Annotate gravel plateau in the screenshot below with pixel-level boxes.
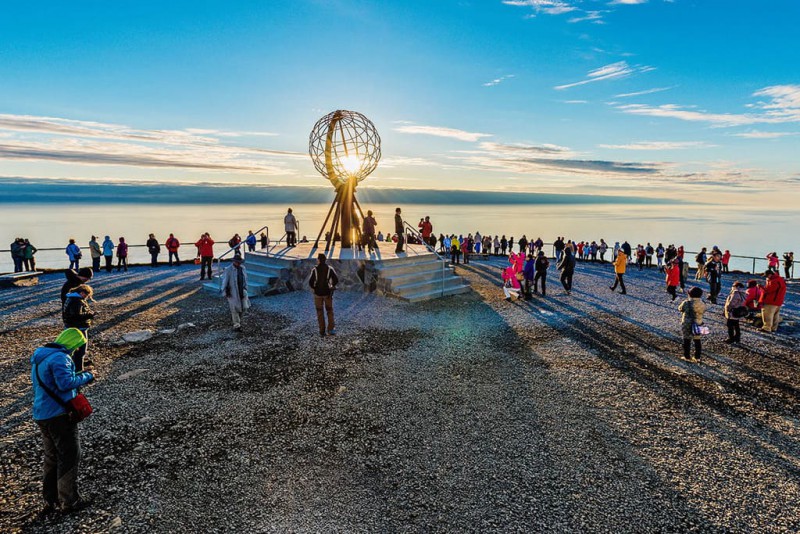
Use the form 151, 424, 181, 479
1, 260, 799, 532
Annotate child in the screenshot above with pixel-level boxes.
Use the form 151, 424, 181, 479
502, 266, 521, 301
665, 260, 680, 301
723, 282, 747, 343
62, 284, 95, 371
678, 287, 706, 363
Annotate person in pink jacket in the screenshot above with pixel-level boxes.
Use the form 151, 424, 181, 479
502, 266, 521, 301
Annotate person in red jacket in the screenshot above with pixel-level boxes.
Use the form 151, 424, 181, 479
665, 259, 681, 301
166, 233, 181, 266
195, 233, 215, 280
759, 270, 787, 332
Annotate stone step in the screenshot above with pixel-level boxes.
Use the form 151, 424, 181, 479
393, 275, 466, 294
401, 284, 471, 303
377, 258, 450, 277
384, 267, 454, 287
246, 271, 281, 285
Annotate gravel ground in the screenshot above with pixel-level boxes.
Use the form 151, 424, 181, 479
1, 260, 799, 532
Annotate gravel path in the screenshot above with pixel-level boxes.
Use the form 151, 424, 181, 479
1, 261, 798, 532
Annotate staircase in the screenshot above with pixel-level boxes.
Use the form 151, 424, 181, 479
376, 255, 470, 303
202, 252, 292, 297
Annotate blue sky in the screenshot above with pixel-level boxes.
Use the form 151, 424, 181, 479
1, 0, 798, 205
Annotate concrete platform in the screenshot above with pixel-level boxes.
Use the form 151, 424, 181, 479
203, 241, 470, 302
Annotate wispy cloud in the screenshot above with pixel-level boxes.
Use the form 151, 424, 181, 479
609, 0, 647, 4
555, 61, 653, 90
599, 141, 715, 150
616, 85, 800, 126
502, 0, 577, 15
731, 131, 798, 139
614, 86, 674, 98
0, 114, 303, 174
483, 74, 515, 87
568, 11, 606, 23
393, 124, 492, 142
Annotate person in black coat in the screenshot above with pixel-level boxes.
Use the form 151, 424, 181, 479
557, 248, 576, 295
62, 284, 95, 371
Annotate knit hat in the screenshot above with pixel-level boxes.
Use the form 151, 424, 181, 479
54, 328, 87, 352
688, 287, 703, 298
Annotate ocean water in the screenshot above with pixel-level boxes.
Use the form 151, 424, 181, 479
1, 203, 797, 273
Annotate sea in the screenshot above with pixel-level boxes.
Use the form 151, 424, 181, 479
1, 203, 797, 274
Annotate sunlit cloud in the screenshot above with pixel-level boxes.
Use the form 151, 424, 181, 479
609, 0, 647, 4
393, 124, 493, 142
568, 11, 606, 23
599, 141, 715, 150
502, 0, 577, 15
483, 74, 515, 87
616, 85, 800, 126
555, 61, 654, 90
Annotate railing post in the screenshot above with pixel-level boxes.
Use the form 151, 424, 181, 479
752, 258, 756, 274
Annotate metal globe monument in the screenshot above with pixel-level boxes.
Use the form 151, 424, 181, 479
309, 109, 381, 250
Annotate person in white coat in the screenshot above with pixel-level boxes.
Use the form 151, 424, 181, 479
221, 254, 250, 331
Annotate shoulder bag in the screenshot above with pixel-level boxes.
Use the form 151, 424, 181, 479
35, 364, 93, 422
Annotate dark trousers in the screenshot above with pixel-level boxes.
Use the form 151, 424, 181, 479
395, 234, 405, 253
678, 260, 685, 289
169, 251, 181, 266
286, 231, 297, 246
667, 285, 677, 301
37, 415, 82, 508
611, 273, 626, 293
364, 233, 377, 253
200, 256, 213, 279
451, 248, 459, 264
726, 319, 741, 342
463, 251, 469, 264
150, 253, 158, 267
646, 256, 652, 267
314, 294, 334, 333
784, 266, 791, 279
104, 255, 113, 272
25, 258, 36, 271
117, 257, 127, 271
560, 270, 573, 291
534, 272, 546, 295
92, 257, 101, 271
709, 277, 721, 303
69, 260, 80, 270
683, 338, 702, 360
13, 257, 24, 272
69, 328, 89, 371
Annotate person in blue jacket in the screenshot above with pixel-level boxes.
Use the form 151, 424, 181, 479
522, 253, 535, 300
31, 328, 96, 515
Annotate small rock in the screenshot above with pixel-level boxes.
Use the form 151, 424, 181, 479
117, 368, 149, 381
110, 516, 122, 529
121, 330, 153, 343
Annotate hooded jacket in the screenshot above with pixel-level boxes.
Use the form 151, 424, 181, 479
31, 344, 94, 420
63, 292, 94, 328
613, 252, 627, 274
760, 274, 787, 307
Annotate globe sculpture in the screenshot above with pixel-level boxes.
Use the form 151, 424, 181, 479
309, 110, 381, 250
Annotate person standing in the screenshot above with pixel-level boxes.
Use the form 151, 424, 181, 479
534, 250, 549, 296
221, 254, 249, 331
705, 252, 723, 304
146, 234, 160, 267
759, 270, 787, 333
723, 282, 747, 344
245, 231, 257, 252
598, 239, 608, 263
621, 241, 632, 262
23, 239, 38, 271
421, 216, 433, 247
116, 237, 128, 272
309, 253, 338, 337
557, 247, 576, 295
62, 284, 95, 372
783, 252, 794, 279
260, 232, 268, 250
610, 250, 628, 294
645, 243, 654, 268
695, 248, 708, 280
656, 243, 665, 271
101, 236, 114, 273
284, 208, 298, 247
166, 233, 181, 266
665, 260, 680, 301
66, 239, 82, 270
362, 210, 378, 253
394, 207, 404, 253
30, 328, 96, 515
88, 236, 101, 272
522, 254, 535, 300
195, 233, 215, 280
10, 238, 24, 272
722, 250, 731, 273
678, 287, 706, 363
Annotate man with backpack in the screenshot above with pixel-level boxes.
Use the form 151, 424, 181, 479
309, 253, 339, 337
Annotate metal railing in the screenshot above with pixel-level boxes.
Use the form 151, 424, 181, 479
403, 221, 447, 297
211, 226, 269, 289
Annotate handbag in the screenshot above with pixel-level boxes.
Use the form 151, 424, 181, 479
35, 364, 93, 423
194, 256, 202, 265
515, 272, 525, 282
691, 323, 710, 336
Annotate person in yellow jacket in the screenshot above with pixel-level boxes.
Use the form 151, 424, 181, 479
610, 250, 628, 294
